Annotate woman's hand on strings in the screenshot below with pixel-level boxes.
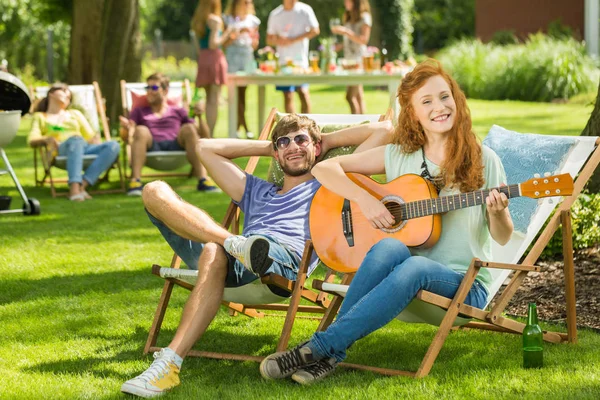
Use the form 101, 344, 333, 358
356, 194, 395, 230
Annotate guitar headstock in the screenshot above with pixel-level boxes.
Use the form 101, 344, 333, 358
520, 173, 574, 199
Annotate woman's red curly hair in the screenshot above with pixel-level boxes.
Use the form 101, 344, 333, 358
394, 59, 484, 192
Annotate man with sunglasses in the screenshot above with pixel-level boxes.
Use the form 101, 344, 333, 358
119, 72, 218, 196
121, 114, 393, 397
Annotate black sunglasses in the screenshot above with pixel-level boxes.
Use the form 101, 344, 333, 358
275, 133, 312, 150
145, 85, 160, 91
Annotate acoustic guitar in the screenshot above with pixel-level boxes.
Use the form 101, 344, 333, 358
309, 173, 573, 273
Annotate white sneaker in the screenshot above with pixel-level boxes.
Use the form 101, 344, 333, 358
246, 131, 255, 139
223, 235, 273, 276
121, 348, 181, 398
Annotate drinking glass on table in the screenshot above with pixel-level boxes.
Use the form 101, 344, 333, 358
309, 50, 320, 72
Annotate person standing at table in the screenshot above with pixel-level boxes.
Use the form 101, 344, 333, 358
267, 0, 320, 114
191, 0, 235, 137
331, 0, 372, 114
223, 0, 260, 139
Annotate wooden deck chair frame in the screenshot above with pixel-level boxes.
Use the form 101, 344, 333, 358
311, 134, 600, 378
32, 82, 125, 197
144, 107, 392, 362
120, 79, 195, 180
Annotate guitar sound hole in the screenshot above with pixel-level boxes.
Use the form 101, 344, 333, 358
382, 199, 406, 233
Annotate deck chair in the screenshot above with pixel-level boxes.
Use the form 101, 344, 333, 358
311, 125, 600, 377
32, 82, 125, 197
144, 108, 391, 362
120, 79, 195, 179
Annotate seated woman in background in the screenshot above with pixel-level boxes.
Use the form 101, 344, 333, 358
28, 83, 120, 201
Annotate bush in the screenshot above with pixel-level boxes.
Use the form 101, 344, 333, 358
141, 55, 197, 82
413, 0, 475, 53
490, 30, 519, 46
541, 193, 600, 258
437, 34, 599, 102
372, 0, 414, 60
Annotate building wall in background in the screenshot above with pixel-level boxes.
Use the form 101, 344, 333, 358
476, 0, 584, 41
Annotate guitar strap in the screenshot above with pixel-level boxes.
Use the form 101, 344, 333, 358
420, 147, 443, 192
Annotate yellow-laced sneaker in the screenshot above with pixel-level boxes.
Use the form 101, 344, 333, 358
197, 177, 221, 192
121, 348, 181, 398
127, 179, 144, 196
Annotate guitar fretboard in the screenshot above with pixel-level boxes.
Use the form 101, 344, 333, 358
397, 184, 521, 220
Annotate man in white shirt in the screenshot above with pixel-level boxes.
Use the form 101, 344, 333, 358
267, 0, 320, 113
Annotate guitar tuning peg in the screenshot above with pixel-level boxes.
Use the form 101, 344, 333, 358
544, 172, 551, 177
534, 173, 541, 178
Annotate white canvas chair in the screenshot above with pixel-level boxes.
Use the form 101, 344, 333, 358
311, 126, 600, 377
32, 82, 125, 197
120, 79, 193, 178
144, 108, 391, 362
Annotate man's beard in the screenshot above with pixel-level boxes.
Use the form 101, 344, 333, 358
148, 96, 162, 106
279, 155, 316, 177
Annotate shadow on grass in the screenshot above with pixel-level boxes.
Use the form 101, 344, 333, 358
23, 326, 282, 381
0, 269, 160, 305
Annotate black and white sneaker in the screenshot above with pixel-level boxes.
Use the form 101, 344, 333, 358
291, 358, 338, 384
260, 342, 318, 380
223, 235, 273, 276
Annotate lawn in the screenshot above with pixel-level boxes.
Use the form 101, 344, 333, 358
1, 85, 598, 399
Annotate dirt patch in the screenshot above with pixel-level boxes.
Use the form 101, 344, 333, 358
501, 247, 600, 330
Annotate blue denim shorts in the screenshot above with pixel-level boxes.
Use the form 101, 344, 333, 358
275, 84, 309, 92
146, 210, 301, 293
149, 139, 183, 152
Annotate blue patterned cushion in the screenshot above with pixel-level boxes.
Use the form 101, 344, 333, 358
483, 125, 578, 234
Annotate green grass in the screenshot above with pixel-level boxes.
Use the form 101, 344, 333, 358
1, 85, 598, 399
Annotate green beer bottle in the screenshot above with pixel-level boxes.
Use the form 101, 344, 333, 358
523, 302, 543, 368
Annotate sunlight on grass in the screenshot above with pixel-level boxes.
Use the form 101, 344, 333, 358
0, 84, 596, 399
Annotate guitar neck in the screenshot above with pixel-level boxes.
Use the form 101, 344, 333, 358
400, 184, 521, 220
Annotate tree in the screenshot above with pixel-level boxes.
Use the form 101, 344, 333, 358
69, 0, 142, 125
581, 80, 600, 193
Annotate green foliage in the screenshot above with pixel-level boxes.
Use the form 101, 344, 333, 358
547, 19, 574, 40
490, 30, 519, 46
437, 34, 600, 102
10, 64, 50, 88
372, 0, 414, 59
0, 0, 70, 82
413, 0, 475, 52
542, 193, 600, 257
148, 0, 197, 41
141, 55, 198, 81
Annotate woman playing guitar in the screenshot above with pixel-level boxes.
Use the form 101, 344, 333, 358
259, 59, 514, 383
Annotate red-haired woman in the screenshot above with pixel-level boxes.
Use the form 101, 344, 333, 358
259, 59, 514, 383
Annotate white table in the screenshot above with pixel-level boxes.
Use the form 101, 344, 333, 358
226, 71, 407, 138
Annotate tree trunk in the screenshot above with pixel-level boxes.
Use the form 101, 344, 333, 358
581, 79, 600, 193
69, 0, 141, 129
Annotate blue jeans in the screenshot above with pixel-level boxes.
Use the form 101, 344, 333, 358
146, 211, 301, 290
58, 136, 120, 185
308, 238, 489, 362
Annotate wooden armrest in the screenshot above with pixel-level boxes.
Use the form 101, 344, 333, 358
261, 274, 294, 292
312, 279, 325, 291
473, 259, 539, 272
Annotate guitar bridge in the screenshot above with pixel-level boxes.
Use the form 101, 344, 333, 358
341, 199, 355, 247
